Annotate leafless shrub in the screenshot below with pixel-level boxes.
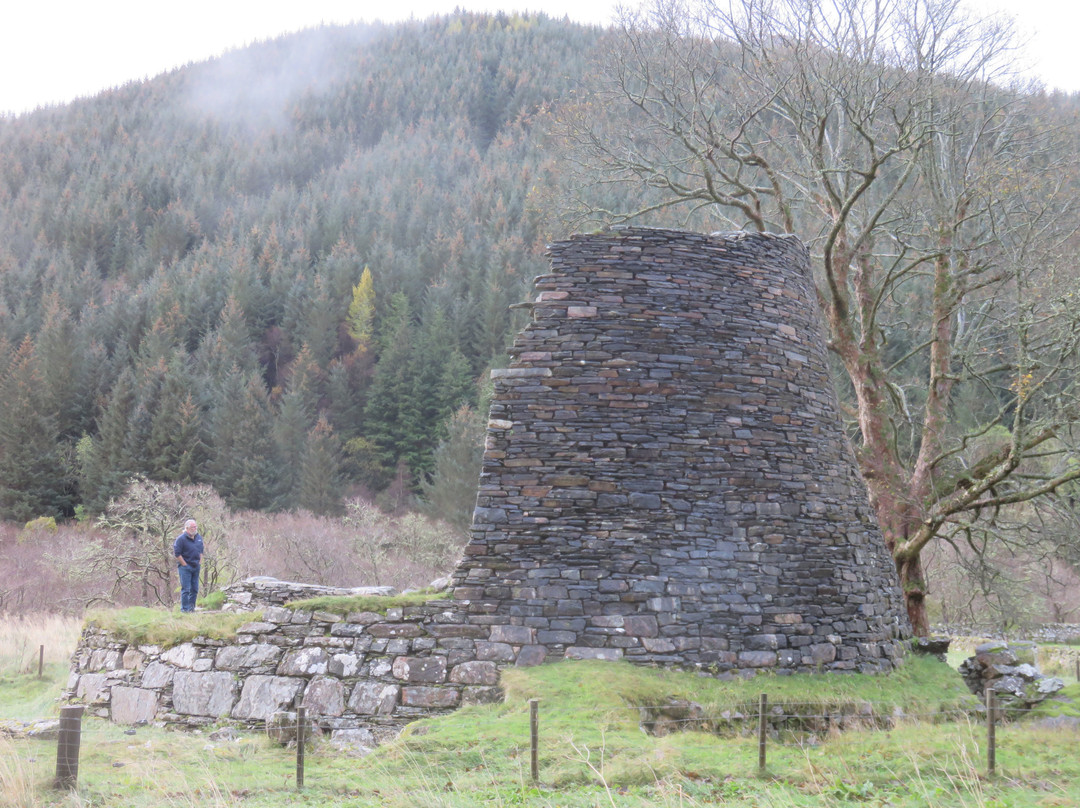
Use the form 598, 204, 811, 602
0, 484, 467, 615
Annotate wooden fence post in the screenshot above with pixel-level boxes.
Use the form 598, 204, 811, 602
985, 686, 996, 777
529, 698, 540, 783
54, 705, 84, 789
38, 645, 44, 678
296, 706, 306, 789
757, 693, 768, 772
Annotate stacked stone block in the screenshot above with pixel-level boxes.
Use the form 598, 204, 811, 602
63, 592, 499, 737
452, 228, 911, 672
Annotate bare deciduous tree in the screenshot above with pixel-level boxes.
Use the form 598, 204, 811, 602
67, 478, 233, 608
561, 0, 1080, 633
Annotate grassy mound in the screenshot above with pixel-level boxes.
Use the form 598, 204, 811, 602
84, 607, 259, 648
284, 589, 449, 615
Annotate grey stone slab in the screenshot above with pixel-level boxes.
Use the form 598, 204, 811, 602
231, 675, 303, 721
110, 687, 158, 725
302, 676, 345, 717
173, 671, 237, 717
140, 661, 174, 689
348, 681, 399, 715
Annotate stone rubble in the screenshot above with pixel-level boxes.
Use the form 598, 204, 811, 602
958, 641, 1065, 711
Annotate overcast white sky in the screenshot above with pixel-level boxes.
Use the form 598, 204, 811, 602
1, 0, 1076, 117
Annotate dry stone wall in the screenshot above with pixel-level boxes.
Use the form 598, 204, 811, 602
63, 587, 498, 741
452, 228, 911, 673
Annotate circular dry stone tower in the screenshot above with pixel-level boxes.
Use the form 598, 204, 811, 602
451, 228, 911, 674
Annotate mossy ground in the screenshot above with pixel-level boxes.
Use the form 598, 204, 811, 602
84, 607, 260, 649
284, 589, 449, 615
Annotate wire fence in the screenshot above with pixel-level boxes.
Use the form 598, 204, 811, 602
45, 687, 1054, 792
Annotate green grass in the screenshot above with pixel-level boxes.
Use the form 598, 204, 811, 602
4, 656, 1080, 807
0, 664, 71, 721
84, 607, 260, 648
285, 589, 449, 615
197, 590, 226, 610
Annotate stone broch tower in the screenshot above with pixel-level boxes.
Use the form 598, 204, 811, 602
451, 228, 911, 673
64, 228, 914, 736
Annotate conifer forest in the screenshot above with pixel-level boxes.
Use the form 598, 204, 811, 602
2, 7, 1080, 627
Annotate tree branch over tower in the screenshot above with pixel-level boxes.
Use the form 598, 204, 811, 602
559, 0, 1080, 633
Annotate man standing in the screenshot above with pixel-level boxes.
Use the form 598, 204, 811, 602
173, 519, 204, 613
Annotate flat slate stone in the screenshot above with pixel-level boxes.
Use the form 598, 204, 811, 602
302, 676, 345, 717
173, 671, 237, 717
232, 675, 303, 721
110, 687, 158, 725
140, 661, 174, 689
215, 643, 282, 671
348, 681, 399, 715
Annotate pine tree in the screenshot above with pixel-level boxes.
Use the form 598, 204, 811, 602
297, 415, 345, 515
362, 292, 416, 483
207, 370, 278, 510
419, 403, 486, 533
80, 368, 139, 513
271, 348, 321, 509
147, 353, 208, 483
0, 337, 73, 520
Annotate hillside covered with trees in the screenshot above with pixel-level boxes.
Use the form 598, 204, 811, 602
2, 6, 1080, 629
0, 13, 613, 521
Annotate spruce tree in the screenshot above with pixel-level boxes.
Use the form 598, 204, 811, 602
207, 370, 277, 510
297, 415, 345, 515
0, 337, 73, 520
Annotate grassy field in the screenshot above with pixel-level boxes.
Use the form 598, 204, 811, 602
2, 615, 1080, 807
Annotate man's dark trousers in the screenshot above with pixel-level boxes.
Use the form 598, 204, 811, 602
178, 565, 199, 612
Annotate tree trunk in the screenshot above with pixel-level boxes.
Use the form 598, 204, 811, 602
897, 553, 930, 636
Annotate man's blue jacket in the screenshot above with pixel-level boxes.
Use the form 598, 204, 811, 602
173, 532, 204, 568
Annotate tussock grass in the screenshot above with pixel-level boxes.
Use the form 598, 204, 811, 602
196, 590, 226, 611
0, 736, 36, 808
84, 607, 258, 648
380, 656, 976, 792
0, 613, 82, 676
0, 612, 82, 720
3, 655, 1080, 807
285, 589, 449, 615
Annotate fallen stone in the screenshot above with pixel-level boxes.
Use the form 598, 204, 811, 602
329, 728, 376, 755
266, 711, 321, 746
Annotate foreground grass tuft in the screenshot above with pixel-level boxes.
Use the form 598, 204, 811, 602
85, 607, 259, 648
285, 589, 449, 615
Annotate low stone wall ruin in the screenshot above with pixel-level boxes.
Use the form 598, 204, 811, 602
63, 583, 499, 742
